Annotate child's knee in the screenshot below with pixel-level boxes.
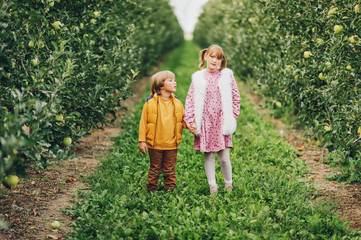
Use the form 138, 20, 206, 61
149, 168, 161, 176
219, 158, 228, 165
163, 169, 176, 177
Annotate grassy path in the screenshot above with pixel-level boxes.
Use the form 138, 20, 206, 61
66, 41, 360, 239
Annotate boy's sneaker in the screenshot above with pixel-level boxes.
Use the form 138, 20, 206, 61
225, 184, 233, 192
209, 185, 218, 196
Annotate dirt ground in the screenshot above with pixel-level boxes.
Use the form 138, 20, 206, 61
1, 78, 361, 239
269, 118, 361, 230
247, 91, 361, 231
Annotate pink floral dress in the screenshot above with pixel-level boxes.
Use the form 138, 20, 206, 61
184, 69, 241, 152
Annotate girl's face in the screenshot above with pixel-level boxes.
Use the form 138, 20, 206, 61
161, 78, 177, 93
205, 52, 222, 72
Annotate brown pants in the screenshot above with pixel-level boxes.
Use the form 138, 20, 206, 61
147, 149, 177, 191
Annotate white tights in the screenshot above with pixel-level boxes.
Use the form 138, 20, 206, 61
204, 148, 232, 186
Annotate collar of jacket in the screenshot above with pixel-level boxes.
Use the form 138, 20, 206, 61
147, 93, 176, 102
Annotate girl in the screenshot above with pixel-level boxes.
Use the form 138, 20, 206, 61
184, 45, 241, 195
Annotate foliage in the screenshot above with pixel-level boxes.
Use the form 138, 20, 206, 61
66, 41, 360, 239
194, 0, 361, 182
0, 0, 183, 182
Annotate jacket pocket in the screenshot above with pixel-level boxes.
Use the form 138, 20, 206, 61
146, 114, 157, 143
176, 122, 183, 144
146, 123, 155, 141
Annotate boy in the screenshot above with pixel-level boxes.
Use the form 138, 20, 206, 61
138, 70, 185, 192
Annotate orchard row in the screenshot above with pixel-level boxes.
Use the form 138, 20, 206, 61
67, 41, 359, 239
0, 0, 183, 184
194, 0, 361, 182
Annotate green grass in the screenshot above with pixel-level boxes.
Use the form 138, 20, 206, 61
66, 41, 360, 239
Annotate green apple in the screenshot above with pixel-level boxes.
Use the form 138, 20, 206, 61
316, 38, 323, 44
31, 58, 39, 66
318, 73, 325, 80
51, 221, 60, 229
334, 25, 343, 34
93, 11, 100, 17
28, 40, 35, 48
355, 5, 360, 14
346, 65, 352, 70
275, 101, 281, 108
6, 175, 19, 187
63, 137, 72, 146
303, 51, 311, 58
51, 21, 62, 30
349, 36, 356, 43
39, 41, 45, 48
328, 7, 337, 16
55, 114, 64, 121
324, 126, 331, 132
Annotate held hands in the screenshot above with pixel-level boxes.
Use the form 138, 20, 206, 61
186, 122, 200, 137
139, 142, 148, 155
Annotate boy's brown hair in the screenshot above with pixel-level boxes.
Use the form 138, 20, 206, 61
199, 45, 227, 70
150, 70, 175, 96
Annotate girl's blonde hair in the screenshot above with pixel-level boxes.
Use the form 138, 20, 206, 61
199, 45, 227, 70
150, 70, 175, 96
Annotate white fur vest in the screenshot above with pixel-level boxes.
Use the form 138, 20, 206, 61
192, 68, 237, 136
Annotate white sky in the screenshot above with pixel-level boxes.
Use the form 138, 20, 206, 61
169, 0, 209, 34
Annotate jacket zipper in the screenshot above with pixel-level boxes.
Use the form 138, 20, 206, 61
152, 96, 159, 147
173, 98, 178, 147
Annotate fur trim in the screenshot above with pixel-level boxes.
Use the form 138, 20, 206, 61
218, 68, 237, 135
192, 69, 207, 132
192, 68, 237, 136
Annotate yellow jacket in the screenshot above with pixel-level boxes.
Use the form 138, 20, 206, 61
139, 94, 185, 149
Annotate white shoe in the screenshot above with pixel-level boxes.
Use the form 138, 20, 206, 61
209, 185, 218, 195
225, 184, 233, 192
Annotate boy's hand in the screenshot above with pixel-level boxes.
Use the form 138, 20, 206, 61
186, 122, 200, 137
139, 142, 148, 155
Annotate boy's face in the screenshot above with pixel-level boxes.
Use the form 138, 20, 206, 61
161, 78, 177, 93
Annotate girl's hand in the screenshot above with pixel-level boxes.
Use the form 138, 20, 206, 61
186, 122, 200, 137
139, 142, 148, 155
